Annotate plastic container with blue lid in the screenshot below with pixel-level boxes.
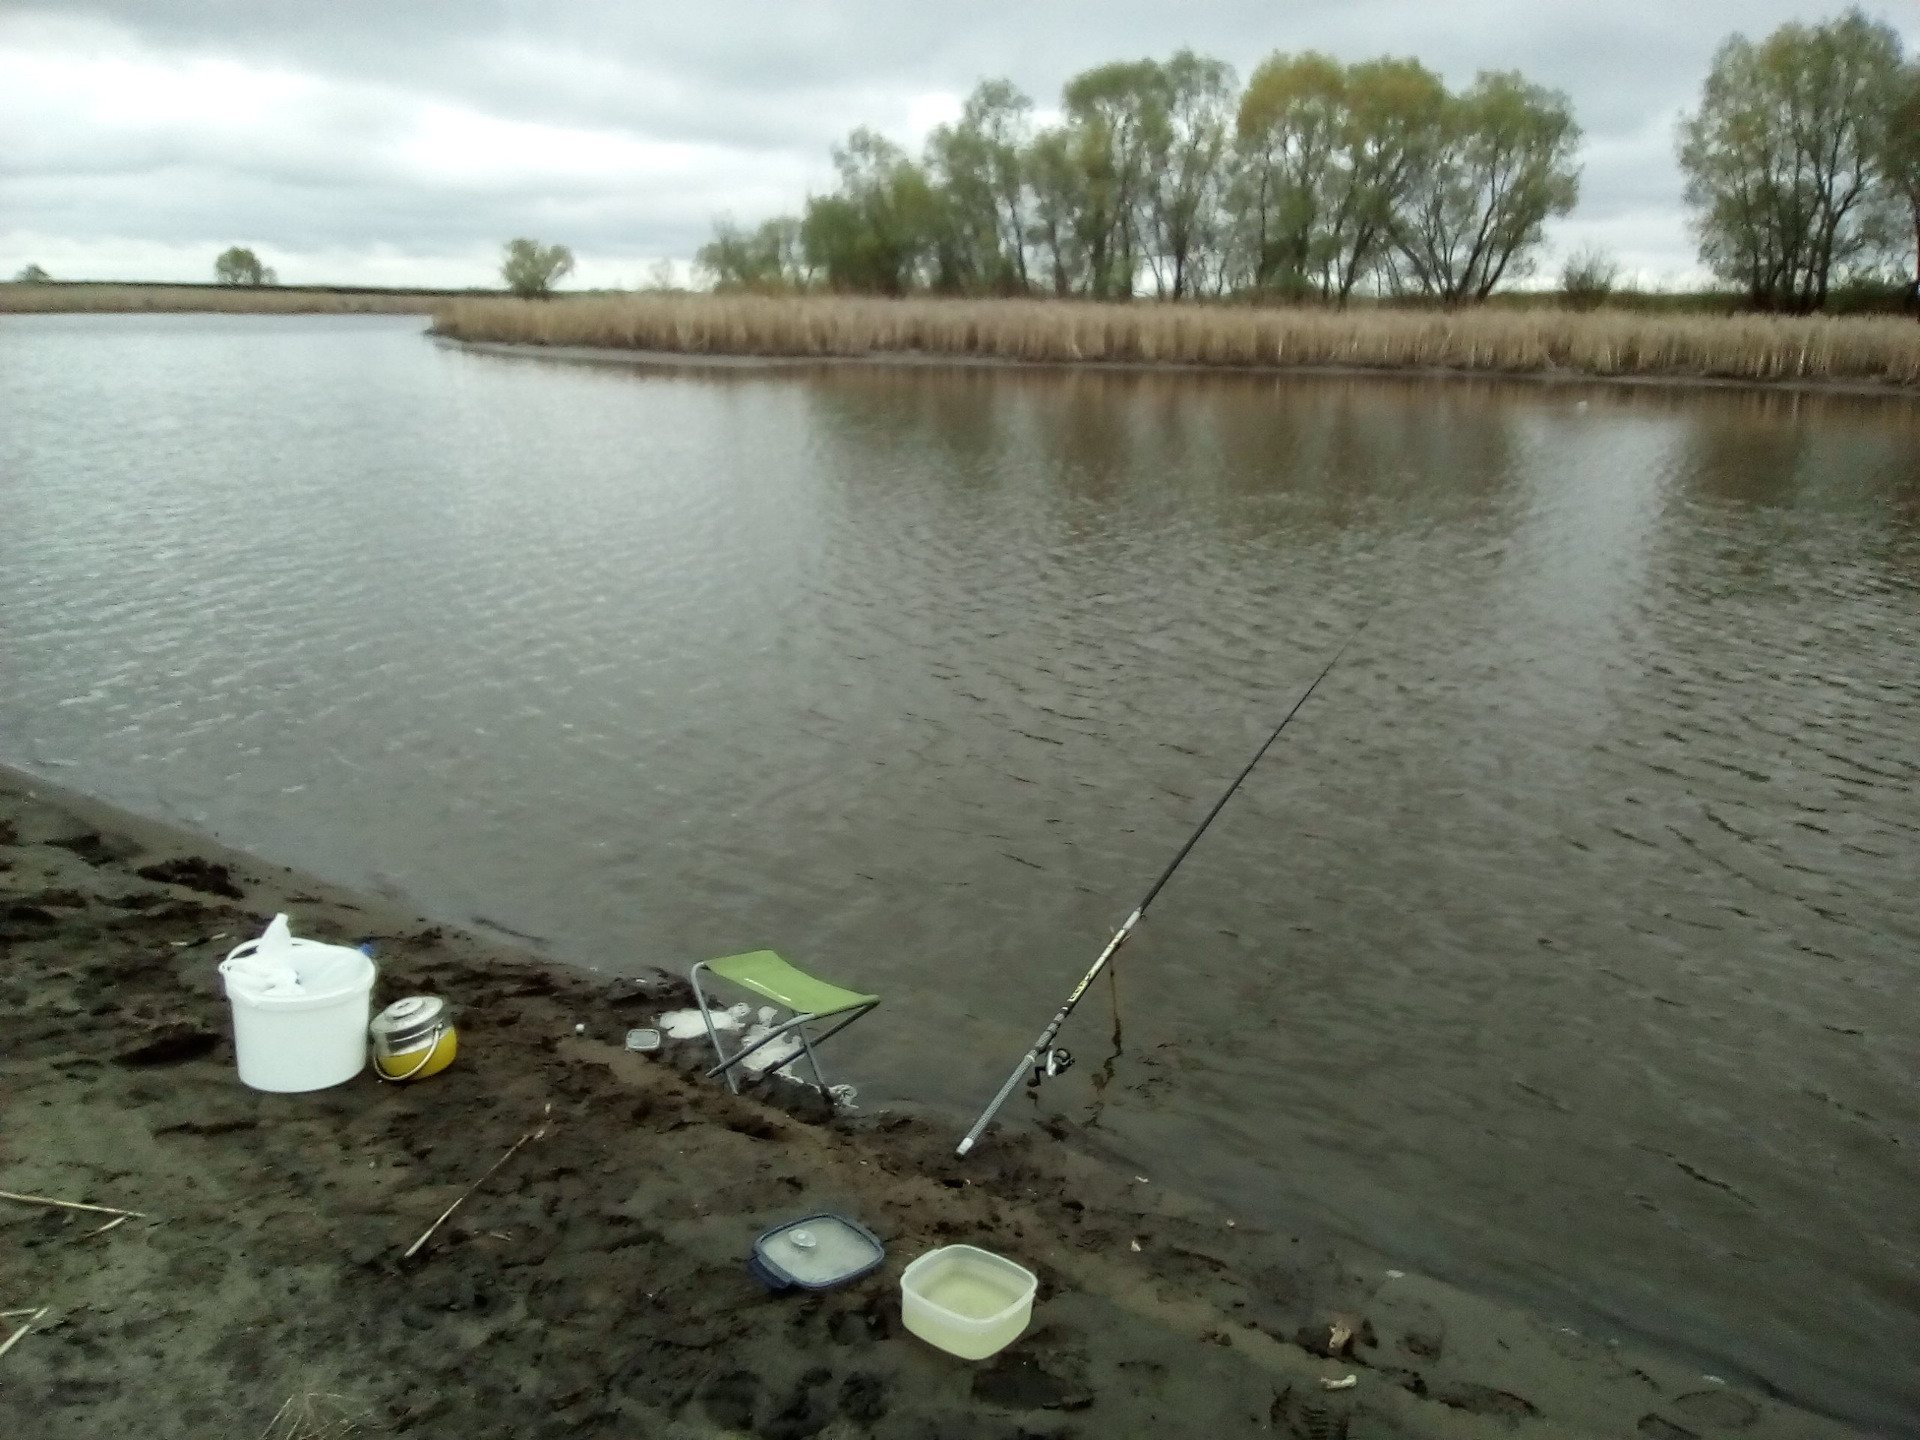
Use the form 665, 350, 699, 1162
748, 1214, 885, 1291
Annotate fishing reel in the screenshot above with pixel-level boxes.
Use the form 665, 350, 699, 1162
1030, 1048, 1073, 1085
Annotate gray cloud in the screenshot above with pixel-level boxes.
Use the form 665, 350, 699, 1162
5, 0, 1916, 285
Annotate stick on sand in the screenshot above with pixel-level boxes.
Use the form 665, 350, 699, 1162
0, 1307, 50, 1362
402, 1106, 550, 1261
0, 1189, 145, 1219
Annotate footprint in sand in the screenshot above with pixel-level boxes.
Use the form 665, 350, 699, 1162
1673, 1388, 1760, 1429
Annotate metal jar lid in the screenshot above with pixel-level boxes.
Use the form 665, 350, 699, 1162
370, 995, 450, 1052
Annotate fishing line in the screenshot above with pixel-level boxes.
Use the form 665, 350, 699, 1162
1083, 956, 1126, 1130
955, 612, 1376, 1157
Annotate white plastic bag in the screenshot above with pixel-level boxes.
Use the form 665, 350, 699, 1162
218, 913, 304, 996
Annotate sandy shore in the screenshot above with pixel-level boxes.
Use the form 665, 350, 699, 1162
0, 765, 1867, 1439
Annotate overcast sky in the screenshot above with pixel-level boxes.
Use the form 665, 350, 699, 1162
5, 1, 1916, 291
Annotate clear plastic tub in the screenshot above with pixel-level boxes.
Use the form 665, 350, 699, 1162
899, 1244, 1036, 1359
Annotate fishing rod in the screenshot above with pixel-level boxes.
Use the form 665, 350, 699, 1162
955, 615, 1374, 1157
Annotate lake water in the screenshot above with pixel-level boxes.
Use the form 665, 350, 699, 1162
3, 313, 1915, 1429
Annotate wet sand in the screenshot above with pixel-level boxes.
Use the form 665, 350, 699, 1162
0, 765, 1868, 1439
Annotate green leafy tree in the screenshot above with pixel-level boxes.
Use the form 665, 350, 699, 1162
1230, 52, 1348, 297
1229, 55, 1447, 304
1678, 9, 1904, 311
1322, 59, 1449, 304
924, 112, 1000, 295
683, 46, 1589, 310
1024, 127, 1092, 296
925, 80, 1036, 295
14, 263, 51, 283
501, 238, 574, 298
696, 217, 812, 291
801, 129, 941, 294
1883, 63, 1920, 307
1140, 51, 1237, 299
1057, 60, 1164, 298
214, 247, 276, 286
1392, 71, 1581, 304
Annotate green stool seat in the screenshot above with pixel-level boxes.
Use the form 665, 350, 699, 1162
691, 950, 879, 1098
702, 951, 878, 1018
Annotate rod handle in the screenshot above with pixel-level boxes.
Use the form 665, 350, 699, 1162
955, 1047, 1039, 1156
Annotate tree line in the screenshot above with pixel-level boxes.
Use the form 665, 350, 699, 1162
700, 12, 1918, 313
40, 12, 1895, 313
698, 51, 1582, 306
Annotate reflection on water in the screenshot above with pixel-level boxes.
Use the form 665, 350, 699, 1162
3, 314, 1917, 1431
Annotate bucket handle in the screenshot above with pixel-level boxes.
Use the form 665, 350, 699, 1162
219, 936, 263, 975
220, 935, 371, 978
375, 1037, 441, 1083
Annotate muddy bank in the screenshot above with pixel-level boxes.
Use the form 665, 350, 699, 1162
0, 766, 1866, 1439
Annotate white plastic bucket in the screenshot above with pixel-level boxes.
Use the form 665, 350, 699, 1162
220, 929, 376, 1092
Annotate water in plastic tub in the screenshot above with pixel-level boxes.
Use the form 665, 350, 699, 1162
900, 1245, 1037, 1359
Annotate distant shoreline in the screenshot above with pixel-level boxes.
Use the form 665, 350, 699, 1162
8, 284, 1916, 397
0, 282, 461, 315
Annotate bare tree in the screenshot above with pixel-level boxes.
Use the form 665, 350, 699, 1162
1560, 246, 1622, 310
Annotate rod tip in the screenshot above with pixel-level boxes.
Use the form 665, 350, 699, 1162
955, 1138, 974, 1157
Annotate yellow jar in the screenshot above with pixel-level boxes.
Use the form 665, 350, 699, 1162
370, 995, 458, 1081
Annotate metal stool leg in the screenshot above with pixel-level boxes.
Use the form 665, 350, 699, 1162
690, 962, 741, 1094
797, 1028, 830, 1095
705, 1012, 818, 1087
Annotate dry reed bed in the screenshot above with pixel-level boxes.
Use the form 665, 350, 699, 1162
1, 285, 442, 314
434, 295, 1920, 388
